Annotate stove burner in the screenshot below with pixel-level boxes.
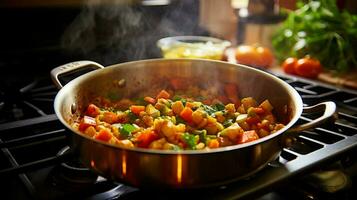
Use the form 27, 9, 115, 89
50, 146, 98, 192
48, 146, 139, 199
0, 77, 56, 123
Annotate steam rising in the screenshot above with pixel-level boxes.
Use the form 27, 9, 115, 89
61, 0, 206, 65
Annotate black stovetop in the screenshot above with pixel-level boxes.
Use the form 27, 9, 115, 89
0, 69, 356, 200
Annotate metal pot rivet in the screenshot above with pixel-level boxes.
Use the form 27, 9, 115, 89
71, 103, 77, 114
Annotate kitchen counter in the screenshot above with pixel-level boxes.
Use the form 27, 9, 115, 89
224, 47, 357, 91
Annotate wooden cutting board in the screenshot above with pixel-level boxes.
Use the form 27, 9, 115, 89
224, 47, 357, 90
317, 70, 357, 89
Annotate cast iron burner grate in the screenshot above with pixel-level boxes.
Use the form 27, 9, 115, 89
0, 77, 56, 124
0, 73, 356, 200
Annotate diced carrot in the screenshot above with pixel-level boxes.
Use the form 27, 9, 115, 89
180, 107, 193, 122
238, 130, 259, 144
102, 112, 118, 124
208, 139, 220, 148
95, 129, 112, 142
130, 105, 145, 115
144, 96, 156, 104
78, 116, 96, 131
156, 90, 170, 99
136, 130, 159, 148
86, 104, 100, 117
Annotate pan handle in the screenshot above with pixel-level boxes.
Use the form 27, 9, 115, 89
282, 101, 336, 146
287, 101, 336, 134
51, 60, 104, 89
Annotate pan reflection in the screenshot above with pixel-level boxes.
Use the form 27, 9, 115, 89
176, 154, 182, 184
122, 151, 127, 177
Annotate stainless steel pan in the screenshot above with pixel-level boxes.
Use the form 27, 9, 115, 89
51, 59, 336, 189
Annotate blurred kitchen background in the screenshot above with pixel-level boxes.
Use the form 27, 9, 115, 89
0, 0, 356, 82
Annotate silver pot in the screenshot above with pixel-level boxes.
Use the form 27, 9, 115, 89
51, 59, 336, 188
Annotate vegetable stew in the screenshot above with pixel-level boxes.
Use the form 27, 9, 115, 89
73, 84, 285, 150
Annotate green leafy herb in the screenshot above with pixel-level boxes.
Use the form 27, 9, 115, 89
201, 103, 225, 116
181, 132, 197, 150
201, 104, 217, 116
180, 99, 187, 106
223, 119, 234, 128
272, 0, 357, 73
212, 103, 225, 111
194, 130, 207, 144
119, 124, 137, 138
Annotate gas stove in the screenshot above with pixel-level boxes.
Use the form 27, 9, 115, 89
0, 67, 356, 200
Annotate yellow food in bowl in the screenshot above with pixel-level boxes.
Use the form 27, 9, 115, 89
157, 36, 231, 60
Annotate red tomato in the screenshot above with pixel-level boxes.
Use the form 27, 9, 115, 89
86, 104, 100, 117
237, 130, 259, 144
137, 130, 159, 148
95, 129, 112, 142
282, 57, 297, 75
235, 45, 274, 68
130, 105, 145, 115
253, 107, 265, 115
78, 116, 96, 131
256, 46, 274, 67
246, 116, 260, 125
294, 58, 322, 78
